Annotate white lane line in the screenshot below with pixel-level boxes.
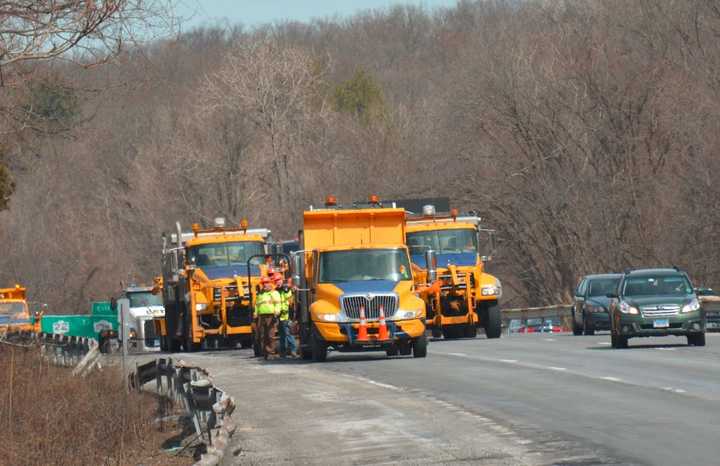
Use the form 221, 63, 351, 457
547, 366, 567, 371
499, 359, 518, 363
544, 338, 556, 342
448, 352, 468, 357
655, 347, 676, 351
601, 376, 622, 382
597, 342, 611, 346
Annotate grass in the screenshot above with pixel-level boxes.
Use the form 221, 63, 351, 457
0, 344, 191, 466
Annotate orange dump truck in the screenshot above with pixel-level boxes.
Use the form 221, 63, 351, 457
290, 196, 427, 361
0, 285, 34, 336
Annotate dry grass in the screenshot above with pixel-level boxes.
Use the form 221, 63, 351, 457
0, 344, 191, 466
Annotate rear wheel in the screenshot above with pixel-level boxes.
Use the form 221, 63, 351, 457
412, 335, 428, 358
483, 303, 502, 339
688, 333, 706, 347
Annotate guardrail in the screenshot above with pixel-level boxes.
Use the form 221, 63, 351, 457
129, 358, 236, 466
501, 304, 573, 333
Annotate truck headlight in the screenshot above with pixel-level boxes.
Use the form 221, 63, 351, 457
195, 303, 208, 311
393, 310, 418, 320
317, 313, 346, 323
481, 279, 502, 298
619, 301, 639, 315
682, 298, 700, 313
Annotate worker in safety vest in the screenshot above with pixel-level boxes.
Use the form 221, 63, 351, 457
254, 276, 281, 359
275, 274, 297, 358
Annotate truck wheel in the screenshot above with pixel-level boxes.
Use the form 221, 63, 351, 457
240, 336, 252, 349
412, 335, 428, 358
464, 324, 477, 338
688, 333, 706, 347
431, 326, 442, 339
583, 315, 595, 336
311, 332, 327, 362
483, 303, 502, 339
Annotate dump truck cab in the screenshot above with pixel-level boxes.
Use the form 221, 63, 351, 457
0, 285, 33, 336
405, 205, 503, 339
120, 285, 164, 352
292, 196, 428, 362
160, 217, 271, 352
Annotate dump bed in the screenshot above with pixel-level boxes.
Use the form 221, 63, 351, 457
303, 208, 406, 251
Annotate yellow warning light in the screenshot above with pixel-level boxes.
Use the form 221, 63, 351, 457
240, 218, 249, 230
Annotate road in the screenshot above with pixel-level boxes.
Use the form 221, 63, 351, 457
170, 332, 720, 465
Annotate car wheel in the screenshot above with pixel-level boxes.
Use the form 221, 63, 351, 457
688, 333, 706, 347
412, 335, 428, 358
583, 315, 595, 336
572, 311, 583, 336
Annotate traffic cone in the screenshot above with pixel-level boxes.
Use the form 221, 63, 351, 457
378, 305, 389, 341
357, 305, 368, 341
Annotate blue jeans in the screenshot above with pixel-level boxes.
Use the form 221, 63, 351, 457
278, 320, 297, 355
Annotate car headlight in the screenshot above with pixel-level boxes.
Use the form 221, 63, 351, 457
392, 309, 418, 320
195, 303, 208, 311
317, 313, 346, 323
619, 301, 639, 315
682, 298, 701, 313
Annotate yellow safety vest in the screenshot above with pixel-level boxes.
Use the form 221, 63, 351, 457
279, 289, 293, 321
255, 290, 280, 315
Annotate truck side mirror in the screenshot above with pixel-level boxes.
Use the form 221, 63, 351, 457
425, 250, 438, 283
291, 251, 303, 286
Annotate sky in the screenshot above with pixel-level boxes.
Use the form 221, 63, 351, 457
176, 0, 459, 29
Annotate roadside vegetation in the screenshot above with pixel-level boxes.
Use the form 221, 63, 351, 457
0, 345, 189, 465
2, 0, 720, 308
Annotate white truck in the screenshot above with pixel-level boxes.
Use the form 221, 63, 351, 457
120, 285, 165, 352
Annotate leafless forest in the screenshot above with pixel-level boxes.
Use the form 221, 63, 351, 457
2, 0, 720, 310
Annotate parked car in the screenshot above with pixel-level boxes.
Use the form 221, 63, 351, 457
540, 318, 566, 333
607, 268, 706, 348
572, 273, 622, 335
696, 287, 720, 332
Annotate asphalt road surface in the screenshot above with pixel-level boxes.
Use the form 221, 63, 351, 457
170, 332, 720, 465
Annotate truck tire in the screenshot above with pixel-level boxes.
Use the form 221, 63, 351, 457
483, 303, 502, 339
311, 331, 327, 362
412, 335, 428, 358
688, 333, 706, 347
431, 326, 442, 339
464, 323, 477, 338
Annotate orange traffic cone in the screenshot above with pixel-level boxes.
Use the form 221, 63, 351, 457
378, 305, 389, 341
357, 305, 368, 341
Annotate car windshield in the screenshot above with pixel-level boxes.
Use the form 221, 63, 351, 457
188, 241, 265, 268
588, 278, 620, 297
128, 292, 163, 308
407, 228, 477, 255
0, 302, 27, 315
623, 274, 693, 297
319, 248, 412, 283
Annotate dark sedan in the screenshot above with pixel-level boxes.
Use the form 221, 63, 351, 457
572, 274, 622, 335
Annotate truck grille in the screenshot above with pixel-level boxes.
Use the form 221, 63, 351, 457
341, 294, 398, 320
641, 305, 680, 318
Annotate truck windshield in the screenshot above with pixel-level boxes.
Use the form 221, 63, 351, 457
0, 302, 27, 315
623, 275, 693, 297
188, 241, 265, 267
127, 292, 163, 308
588, 278, 620, 297
407, 228, 477, 255
319, 249, 412, 283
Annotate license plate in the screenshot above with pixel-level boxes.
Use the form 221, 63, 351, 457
653, 319, 669, 328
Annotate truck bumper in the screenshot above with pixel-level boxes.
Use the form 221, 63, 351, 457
315, 318, 425, 346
